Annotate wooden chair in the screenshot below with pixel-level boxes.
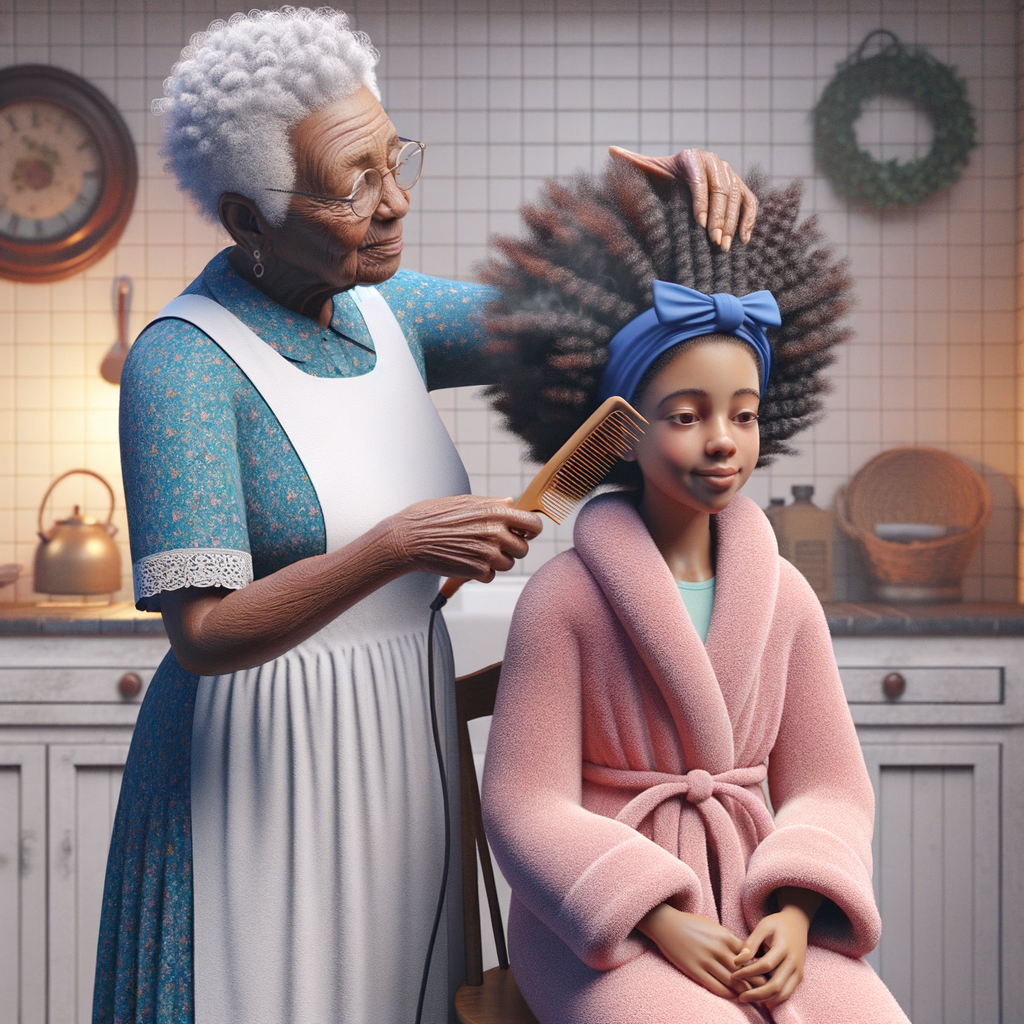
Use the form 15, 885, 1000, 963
454, 662, 539, 1024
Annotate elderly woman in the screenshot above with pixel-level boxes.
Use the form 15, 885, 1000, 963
94, 9, 758, 1024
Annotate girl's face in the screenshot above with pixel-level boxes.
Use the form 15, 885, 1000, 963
627, 339, 761, 516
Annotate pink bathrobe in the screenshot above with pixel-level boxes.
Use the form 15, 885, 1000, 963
482, 493, 910, 1023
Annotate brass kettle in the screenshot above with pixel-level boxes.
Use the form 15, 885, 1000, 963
34, 469, 122, 596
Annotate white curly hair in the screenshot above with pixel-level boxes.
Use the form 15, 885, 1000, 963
154, 7, 380, 226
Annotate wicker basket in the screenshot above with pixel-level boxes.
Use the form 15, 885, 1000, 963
835, 447, 991, 602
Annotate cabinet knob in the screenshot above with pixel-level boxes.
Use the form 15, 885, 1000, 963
882, 672, 906, 700
117, 671, 143, 699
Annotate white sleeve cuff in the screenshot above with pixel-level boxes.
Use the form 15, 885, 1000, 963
132, 547, 253, 610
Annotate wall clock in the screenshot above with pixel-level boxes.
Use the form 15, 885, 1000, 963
0, 64, 137, 283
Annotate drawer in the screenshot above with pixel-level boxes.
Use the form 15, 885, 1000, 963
838, 666, 1003, 704
0, 666, 153, 703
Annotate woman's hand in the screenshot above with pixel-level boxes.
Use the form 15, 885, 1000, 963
385, 494, 543, 582
162, 495, 542, 675
730, 887, 824, 1007
637, 904, 761, 1000
609, 146, 758, 252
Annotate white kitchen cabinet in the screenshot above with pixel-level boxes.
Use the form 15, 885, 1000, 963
0, 744, 46, 1024
860, 742, 1000, 1024
834, 634, 1024, 1024
48, 744, 130, 1024
3, 610, 1024, 1023
0, 627, 168, 1024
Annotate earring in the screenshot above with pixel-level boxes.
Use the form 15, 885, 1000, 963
252, 248, 265, 279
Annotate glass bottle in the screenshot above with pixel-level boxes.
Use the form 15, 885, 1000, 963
764, 486, 832, 601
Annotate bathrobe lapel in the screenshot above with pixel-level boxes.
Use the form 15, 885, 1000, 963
706, 494, 780, 739
573, 493, 779, 774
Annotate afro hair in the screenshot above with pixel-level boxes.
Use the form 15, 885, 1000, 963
479, 163, 853, 470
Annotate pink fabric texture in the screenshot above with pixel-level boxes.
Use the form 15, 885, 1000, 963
481, 493, 910, 1023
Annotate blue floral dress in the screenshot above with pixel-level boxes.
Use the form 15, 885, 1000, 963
93, 251, 493, 1024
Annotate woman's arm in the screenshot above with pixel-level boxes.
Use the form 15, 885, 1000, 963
121, 320, 542, 675
376, 271, 497, 390
387, 149, 760, 391
161, 494, 541, 675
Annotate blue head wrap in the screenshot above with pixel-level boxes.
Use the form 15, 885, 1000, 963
597, 281, 782, 403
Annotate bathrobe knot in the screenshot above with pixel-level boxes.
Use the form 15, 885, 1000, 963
582, 762, 775, 934
582, 762, 771, 833
681, 769, 713, 804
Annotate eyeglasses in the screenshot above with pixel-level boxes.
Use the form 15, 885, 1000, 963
266, 138, 426, 219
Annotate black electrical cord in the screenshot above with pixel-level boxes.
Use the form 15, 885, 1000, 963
415, 590, 451, 1024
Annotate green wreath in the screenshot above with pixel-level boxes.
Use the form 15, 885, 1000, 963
813, 30, 976, 209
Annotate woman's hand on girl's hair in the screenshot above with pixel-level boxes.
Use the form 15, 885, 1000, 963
637, 904, 761, 1000
730, 887, 823, 1007
608, 146, 758, 252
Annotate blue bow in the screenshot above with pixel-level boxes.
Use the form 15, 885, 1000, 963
597, 281, 781, 403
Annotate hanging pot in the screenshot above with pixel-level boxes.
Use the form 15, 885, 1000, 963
33, 469, 122, 595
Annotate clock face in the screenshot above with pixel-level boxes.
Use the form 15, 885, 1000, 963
0, 65, 137, 283
0, 100, 104, 242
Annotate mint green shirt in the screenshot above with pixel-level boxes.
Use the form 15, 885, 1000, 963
676, 577, 716, 644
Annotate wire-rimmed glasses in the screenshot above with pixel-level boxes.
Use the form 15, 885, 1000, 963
265, 138, 426, 219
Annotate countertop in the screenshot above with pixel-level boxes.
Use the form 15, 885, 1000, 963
0, 602, 165, 635
4, 596, 1024, 638
822, 602, 1024, 636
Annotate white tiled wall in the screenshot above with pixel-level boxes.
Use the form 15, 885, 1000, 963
0, 0, 1018, 603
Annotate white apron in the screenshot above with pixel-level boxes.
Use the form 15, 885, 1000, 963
154, 289, 470, 1024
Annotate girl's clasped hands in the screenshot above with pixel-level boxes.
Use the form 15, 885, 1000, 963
638, 886, 824, 1009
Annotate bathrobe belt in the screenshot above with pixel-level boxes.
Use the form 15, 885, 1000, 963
582, 762, 775, 934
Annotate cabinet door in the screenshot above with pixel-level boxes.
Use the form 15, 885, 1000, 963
48, 744, 129, 1024
860, 742, 1000, 1024
0, 745, 46, 1024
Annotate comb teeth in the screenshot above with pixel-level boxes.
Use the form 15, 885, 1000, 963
539, 409, 644, 522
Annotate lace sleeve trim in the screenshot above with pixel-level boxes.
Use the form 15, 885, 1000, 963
133, 548, 253, 607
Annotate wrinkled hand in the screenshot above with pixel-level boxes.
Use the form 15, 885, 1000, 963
637, 904, 765, 1000
609, 146, 758, 252
385, 494, 543, 582
730, 903, 813, 1008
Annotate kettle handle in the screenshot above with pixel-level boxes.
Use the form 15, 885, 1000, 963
37, 469, 117, 535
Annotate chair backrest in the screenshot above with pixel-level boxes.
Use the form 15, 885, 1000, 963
454, 662, 509, 986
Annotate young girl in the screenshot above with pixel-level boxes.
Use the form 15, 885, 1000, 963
479, 165, 910, 1023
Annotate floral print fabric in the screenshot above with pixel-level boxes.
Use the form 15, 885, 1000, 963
120, 249, 494, 610
94, 252, 493, 1024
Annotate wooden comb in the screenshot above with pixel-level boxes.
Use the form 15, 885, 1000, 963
436, 396, 647, 603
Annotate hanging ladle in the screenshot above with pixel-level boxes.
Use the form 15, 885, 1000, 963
100, 276, 133, 385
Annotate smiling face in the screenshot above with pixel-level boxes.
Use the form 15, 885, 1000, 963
628, 337, 761, 519
273, 86, 410, 289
